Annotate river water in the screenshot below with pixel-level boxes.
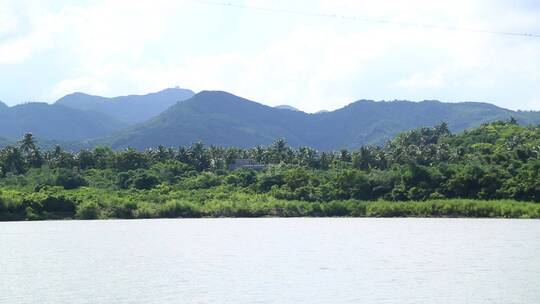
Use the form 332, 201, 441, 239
1, 218, 539, 303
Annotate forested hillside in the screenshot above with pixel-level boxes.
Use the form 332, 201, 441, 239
109, 91, 540, 150
2, 89, 539, 150
108, 91, 310, 149
0, 88, 193, 143
0, 102, 126, 141
1, 121, 539, 220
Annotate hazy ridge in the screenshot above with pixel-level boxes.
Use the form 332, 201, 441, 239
1, 89, 539, 150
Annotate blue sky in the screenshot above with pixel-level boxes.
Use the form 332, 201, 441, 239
0, 0, 539, 112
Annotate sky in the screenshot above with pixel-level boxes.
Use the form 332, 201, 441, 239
0, 0, 539, 113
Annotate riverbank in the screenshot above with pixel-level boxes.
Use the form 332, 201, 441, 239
1, 187, 538, 220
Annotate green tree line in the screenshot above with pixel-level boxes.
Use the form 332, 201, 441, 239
1, 120, 539, 220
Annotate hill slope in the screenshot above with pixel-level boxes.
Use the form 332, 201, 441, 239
308, 100, 531, 150
56, 87, 195, 124
108, 91, 310, 149
0, 102, 127, 141
108, 91, 540, 150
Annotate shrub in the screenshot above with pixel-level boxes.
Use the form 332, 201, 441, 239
159, 200, 202, 218
109, 200, 138, 218
181, 172, 221, 190
41, 195, 76, 213
322, 201, 351, 216
130, 172, 159, 190
76, 201, 101, 219
133, 203, 159, 218
54, 169, 87, 189
25, 207, 40, 220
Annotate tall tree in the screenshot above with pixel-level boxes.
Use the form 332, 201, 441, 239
18, 133, 43, 168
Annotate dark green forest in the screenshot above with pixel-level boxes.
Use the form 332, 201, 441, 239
1, 120, 539, 220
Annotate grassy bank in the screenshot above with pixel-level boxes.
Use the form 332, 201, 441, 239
1, 187, 539, 221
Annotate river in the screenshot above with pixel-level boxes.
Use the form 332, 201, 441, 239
1, 218, 539, 303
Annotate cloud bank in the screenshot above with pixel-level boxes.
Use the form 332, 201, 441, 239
0, 0, 539, 112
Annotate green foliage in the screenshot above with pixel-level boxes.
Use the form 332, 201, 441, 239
114, 148, 149, 171
0, 186, 538, 220
180, 172, 222, 190
364, 200, 540, 219
1, 121, 540, 220
159, 200, 202, 218
76, 201, 101, 219
54, 168, 87, 189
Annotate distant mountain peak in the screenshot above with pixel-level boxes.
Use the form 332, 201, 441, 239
55, 87, 195, 124
66, 92, 94, 97
194, 90, 239, 99
160, 87, 194, 94
275, 105, 301, 112
188, 91, 266, 108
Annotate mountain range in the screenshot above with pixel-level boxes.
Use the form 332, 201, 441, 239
1, 89, 539, 151
0, 102, 126, 141
107, 91, 540, 150
55, 87, 195, 123
0, 88, 193, 143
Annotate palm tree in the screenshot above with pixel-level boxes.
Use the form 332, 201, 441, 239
297, 147, 318, 168
271, 138, 290, 163
18, 133, 42, 168
19, 133, 36, 153
189, 142, 210, 171
0, 146, 25, 175
353, 146, 376, 170
149, 145, 171, 163
207, 145, 225, 170
339, 149, 351, 162
319, 152, 330, 169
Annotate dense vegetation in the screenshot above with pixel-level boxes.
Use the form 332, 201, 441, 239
1, 120, 539, 220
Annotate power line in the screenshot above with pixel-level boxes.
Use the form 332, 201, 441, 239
192, 0, 540, 38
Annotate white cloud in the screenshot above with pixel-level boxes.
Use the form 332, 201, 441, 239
2, 0, 540, 112
62, 1, 182, 66
51, 76, 109, 97
0, 4, 18, 36
50, 18, 540, 111
0, 7, 62, 64
396, 72, 445, 89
